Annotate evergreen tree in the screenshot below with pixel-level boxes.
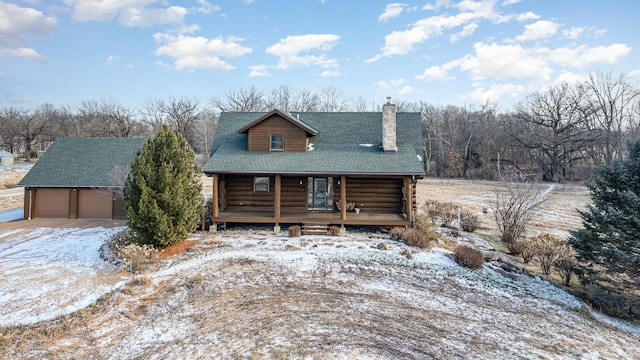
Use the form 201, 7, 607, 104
570, 140, 640, 287
124, 125, 203, 248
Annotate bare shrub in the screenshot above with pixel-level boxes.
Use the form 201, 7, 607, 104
402, 229, 432, 249
515, 237, 537, 264
107, 230, 159, 273
493, 178, 545, 244
460, 211, 480, 232
439, 202, 460, 227
120, 243, 159, 274
454, 245, 484, 269
288, 225, 301, 237
554, 245, 577, 286
421, 199, 442, 224
327, 226, 341, 236
389, 227, 406, 241
506, 239, 524, 256
414, 213, 432, 232
532, 234, 563, 275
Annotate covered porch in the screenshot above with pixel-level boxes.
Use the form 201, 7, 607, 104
210, 174, 417, 229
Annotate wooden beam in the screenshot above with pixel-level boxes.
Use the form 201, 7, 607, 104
341, 175, 347, 220
213, 174, 219, 218
274, 174, 281, 219
406, 177, 413, 223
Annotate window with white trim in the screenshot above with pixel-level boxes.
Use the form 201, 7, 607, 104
270, 134, 284, 151
254, 176, 269, 192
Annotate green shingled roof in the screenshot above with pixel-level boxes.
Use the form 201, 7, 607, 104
19, 137, 147, 188
203, 111, 425, 176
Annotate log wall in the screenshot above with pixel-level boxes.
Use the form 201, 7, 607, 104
224, 175, 307, 211
335, 177, 404, 214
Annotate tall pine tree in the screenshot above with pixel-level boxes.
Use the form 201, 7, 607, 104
124, 125, 203, 248
570, 140, 640, 287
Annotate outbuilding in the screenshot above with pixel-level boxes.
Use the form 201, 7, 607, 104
0, 150, 14, 167
18, 137, 146, 220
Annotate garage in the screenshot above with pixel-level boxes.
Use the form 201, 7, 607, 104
78, 190, 113, 219
34, 189, 70, 218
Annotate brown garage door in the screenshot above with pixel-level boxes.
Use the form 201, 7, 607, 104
78, 190, 113, 219
35, 188, 70, 218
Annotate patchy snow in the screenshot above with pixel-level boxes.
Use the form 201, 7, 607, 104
359, 143, 374, 147
1, 227, 639, 358
307, 143, 314, 151
0, 227, 127, 327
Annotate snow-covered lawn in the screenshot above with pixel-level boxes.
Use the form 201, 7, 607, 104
1, 227, 639, 359
0, 227, 127, 327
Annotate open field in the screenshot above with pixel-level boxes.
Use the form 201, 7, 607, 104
4, 176, 638, 359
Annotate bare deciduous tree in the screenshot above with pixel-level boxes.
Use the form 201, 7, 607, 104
211, 86, 268, 112
141, 97, 202, 148
493, 178, 546, 245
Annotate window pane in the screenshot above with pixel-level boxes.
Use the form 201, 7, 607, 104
270, 134, 284, 151
254, 176, 269, 192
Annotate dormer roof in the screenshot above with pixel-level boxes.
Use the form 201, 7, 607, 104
236, 109, 319, 136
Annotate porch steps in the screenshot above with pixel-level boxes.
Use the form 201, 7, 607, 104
302, 223, 329, 236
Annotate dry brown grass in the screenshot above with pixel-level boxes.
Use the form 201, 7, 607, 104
157, 240, 199, 258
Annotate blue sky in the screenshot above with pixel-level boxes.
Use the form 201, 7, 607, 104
1, 0, 639, 110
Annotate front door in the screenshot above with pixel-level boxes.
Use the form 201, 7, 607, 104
313, 177, 328, 209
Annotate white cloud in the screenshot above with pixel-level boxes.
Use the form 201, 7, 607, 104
467, 83, 524, 102
0, 2, 56, 61
562, 26, 585, 40
0, 2, 57, 40
450, 22, 478, 42
416, 65, 450, 81
399, 85, 413, 94
552, 71, 588, 86
66, 0, 186, 27
368, 0, 508, 61
119, 6, 186, 27
320, 70, 341, 77
376, 80, 389, 89
628, 70, 640, 78
267, 34, 340, 69
422, 0, 449, 11
501, 0, 520, 5
153, 33, 252, 71
194, 0, 221, 14
106, 55, 120, 64
515, 20, 559, 41
515, 12, 539, 21
379, 3, 405, 22
248, 65, 270, 77
0, 47, 46, 62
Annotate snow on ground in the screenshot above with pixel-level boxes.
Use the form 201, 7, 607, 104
0, 227, 127, 327
2, 227, 640, 359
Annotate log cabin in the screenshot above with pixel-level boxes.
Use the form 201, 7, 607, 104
202, 98, 425, 232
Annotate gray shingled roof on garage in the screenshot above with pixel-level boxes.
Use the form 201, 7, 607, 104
18, 137, 147, 187
203, 111, 425, 175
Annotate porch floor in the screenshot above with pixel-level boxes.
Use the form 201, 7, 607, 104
213, 208, 409, 227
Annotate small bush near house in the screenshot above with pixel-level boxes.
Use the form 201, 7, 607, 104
454, 245, 484, 269
402, 229, 433, 249
514, 237, 537, 264
422, 199, 442, 224
288, 225, 301, 237
554, 245, 577, 286
532, 233, 563, 275
460, 211, 480, 232
327, 226, 341, 236
414, 213, 432, 232
389, 227, 406, 241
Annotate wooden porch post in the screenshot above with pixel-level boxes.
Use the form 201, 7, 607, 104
406, 177, 414, 223
340, 175, 347, 221
274, 174, 281, 219
213, 174, 219, 218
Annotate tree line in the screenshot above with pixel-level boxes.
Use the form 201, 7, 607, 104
1, 71, 638, 181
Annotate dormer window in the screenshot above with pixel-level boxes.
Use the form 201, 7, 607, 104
270, 134, 284, 151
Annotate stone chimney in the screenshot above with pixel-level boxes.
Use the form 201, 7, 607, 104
382, 96, 397, 152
